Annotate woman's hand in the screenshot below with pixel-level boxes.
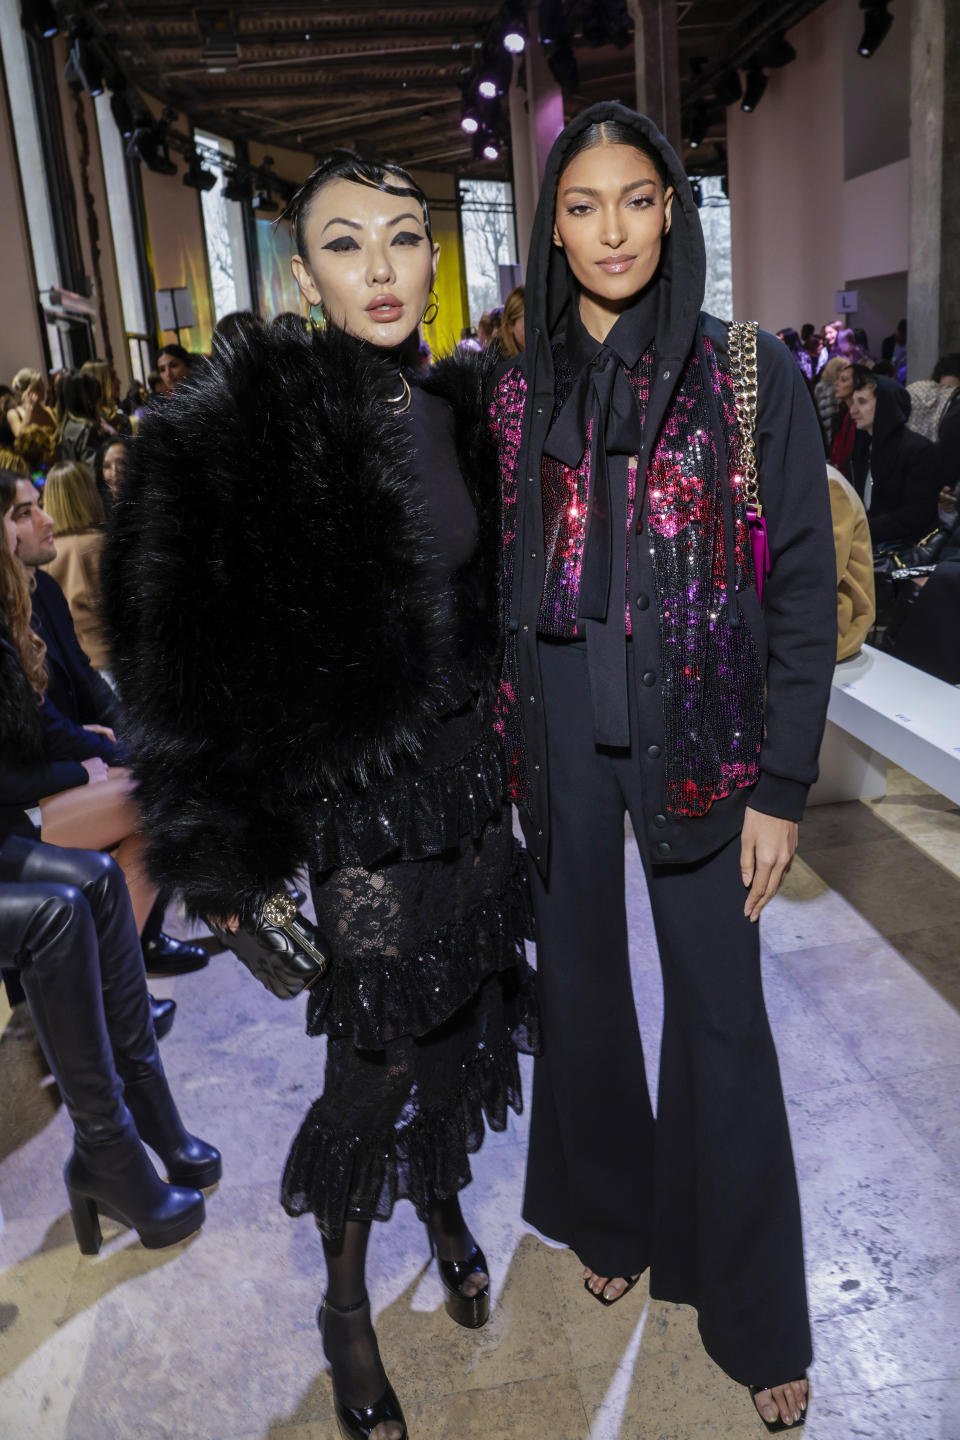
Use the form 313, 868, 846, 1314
740, 807, 798, 922
83, 723, 117, 743
81, 757, 110, 784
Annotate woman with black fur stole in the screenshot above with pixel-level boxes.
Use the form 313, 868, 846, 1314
103, 154, 536, 1440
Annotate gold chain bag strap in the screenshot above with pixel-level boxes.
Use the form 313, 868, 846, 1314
727, 319, 771, 599
209, 892, 330, 1001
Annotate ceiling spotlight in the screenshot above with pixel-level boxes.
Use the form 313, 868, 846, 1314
126, 122, 177, 175
714, 69, 742, 106
740, 65, 767, 112
183, 149, 217, 192
461, 112, 480, 134
858, 0, 894, 57
482, 141, 499, 161
222, 172, 252, 203
688, 103, 708, 148
21, 0, 59, 40
756, 31, 797, 68
251, 186, 279, 215
109, 89, 136, 138
478, 77, 497, 98
66, 30, 105, 96
503, 26, 526, 53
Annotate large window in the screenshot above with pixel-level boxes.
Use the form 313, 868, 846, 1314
196, 130, 253, 321
458, 180, 518, 327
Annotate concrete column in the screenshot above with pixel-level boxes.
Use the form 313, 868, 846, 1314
508, 3, 565, 275
627, 0, 682, 152
907, 0, 960, 377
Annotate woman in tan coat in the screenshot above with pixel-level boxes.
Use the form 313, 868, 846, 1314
41, 460, 110, 672
827, 462, 876, 659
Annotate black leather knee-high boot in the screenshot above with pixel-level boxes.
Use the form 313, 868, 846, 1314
17, 843, 222, 1191
0, 873, 206, 1255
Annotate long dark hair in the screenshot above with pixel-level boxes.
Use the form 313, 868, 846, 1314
56, 370, 100, 438
280, 148, 433, 262
0, 469, 46, 694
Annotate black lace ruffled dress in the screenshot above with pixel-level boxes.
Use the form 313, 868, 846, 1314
280, 384, 538, 1241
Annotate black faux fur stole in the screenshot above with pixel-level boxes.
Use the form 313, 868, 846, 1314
101, 324, 501, 917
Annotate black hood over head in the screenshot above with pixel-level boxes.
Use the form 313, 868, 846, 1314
852, 372, 911, 485
525, 101, 706, 388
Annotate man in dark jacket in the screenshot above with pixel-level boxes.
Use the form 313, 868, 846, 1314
8, 477, 207, 977
848, 371, 940, 545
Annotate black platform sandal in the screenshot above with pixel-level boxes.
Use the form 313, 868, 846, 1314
583, 1273, 642, 1307
427, 1231, 490, 1329
748, 1378, 809, 1432
318, 1295, 407, 1440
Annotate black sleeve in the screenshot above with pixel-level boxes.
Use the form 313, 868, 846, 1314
35, 573, 123, 729
748, 332, 838, 822
0, 757, 87, 806
40, 698, 123, 766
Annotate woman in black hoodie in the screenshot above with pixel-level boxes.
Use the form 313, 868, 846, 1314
490, 104, 836, 1430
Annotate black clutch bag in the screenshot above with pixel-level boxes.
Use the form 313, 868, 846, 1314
209, 893, 330, 1000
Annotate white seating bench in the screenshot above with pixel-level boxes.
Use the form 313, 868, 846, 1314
808, 645, 960, 807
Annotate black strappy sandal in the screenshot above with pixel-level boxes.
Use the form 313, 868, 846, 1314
583, 1273, 642, 1307
748, 1377, 809, 1433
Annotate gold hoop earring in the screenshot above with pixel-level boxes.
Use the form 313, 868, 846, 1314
422, 288, 440, 325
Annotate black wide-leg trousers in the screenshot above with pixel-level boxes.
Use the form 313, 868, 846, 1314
523, 639, 812, 1386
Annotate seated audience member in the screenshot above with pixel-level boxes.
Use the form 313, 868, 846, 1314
82, 360, 131, 438
881, 556, 960, 684
498, 285, 525, 359
7, 473, 209, 977
56, 371, 105, 468
931, 353, 960, 391
212, 310, 264, 353
826, 463, 875, 660
822, 320, 842, 357
147, 369, 163, 397
41, 461, 109, 674
814, 357, 845, 451
0, 834, 219, 1252
852, 328, 873, 364
8, 368, 55, 437
800, 324, 826, 378
95, 435, 131, 509
871, 359, 895, 378
882, 318, 908, 381
848, 368, 940, 545
476, 311, 497, 349
156, 344, 193, 396
829, 360, 857, 474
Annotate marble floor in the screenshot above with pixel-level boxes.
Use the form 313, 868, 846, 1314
1, 767, 959, 1440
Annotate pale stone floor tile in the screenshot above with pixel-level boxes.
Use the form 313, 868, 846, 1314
798, 837, 960, 938
880, 1063, 960, 1176
779, 937, 960, 1081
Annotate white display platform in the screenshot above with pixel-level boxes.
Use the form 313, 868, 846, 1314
808, 645, 960, 807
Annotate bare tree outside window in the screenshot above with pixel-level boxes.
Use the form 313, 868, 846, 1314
460, 180, 517, 327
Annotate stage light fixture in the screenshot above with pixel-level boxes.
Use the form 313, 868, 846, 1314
461, 112, 480, 134
109, 89, 136, 138
222, 172, 253, 203
482, 141, 499, 161
503, 27, 525, 53
740, 65, 767, 112
756, 32, 797, 68
688, 103, 708, 148
21, 0, 59, 40
126, 122, 177, 176
858, 0, 893, 57
183, 149, 217, 192
252, 186, 279, 214
714, 70, 742, 106
66, 30, 104, 95
478, 77, 497, 98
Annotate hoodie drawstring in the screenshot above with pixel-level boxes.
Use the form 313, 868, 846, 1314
698, 327, 741, 630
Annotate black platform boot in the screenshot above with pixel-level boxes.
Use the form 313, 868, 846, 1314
6, 871, 205, 1255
